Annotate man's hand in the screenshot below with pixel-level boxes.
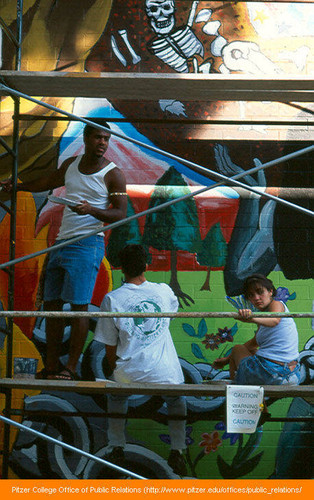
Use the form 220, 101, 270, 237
0, 179, 13, 193
70, 200, 93, 215
105, 344, 117, 373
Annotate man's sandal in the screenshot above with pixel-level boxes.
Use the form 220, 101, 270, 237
35, 368, 57, 380
54, 368, 79, 381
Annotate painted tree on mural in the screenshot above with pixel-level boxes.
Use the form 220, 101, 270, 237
197, 222, 227, 291
106, 196, 142, 267
142, 166, 201, 307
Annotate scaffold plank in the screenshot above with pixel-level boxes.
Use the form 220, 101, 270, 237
0, 378, 313, 399
0, 71, 314, 102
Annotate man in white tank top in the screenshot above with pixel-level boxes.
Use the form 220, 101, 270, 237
1, 120, 127, 380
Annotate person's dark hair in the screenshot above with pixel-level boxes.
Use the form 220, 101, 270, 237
119, 244, 147, 278
83, 118, 111, 139
243, 274, 276, 298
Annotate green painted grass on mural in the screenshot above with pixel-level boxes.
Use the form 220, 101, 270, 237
107, 268, 313, 479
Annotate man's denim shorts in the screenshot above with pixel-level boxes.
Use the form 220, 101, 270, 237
44, 235, 104, 305
235, 354, 300, 386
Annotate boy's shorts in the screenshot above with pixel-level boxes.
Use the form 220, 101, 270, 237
44, 235, 104, 305
235, 354, 300, 386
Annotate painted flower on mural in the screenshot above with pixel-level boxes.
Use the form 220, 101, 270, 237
274, 287, 296, 303
199, 431, 222, 454
186, 320, 238, 362
202, 333, 220, 351
216, 327, 234, 344
215, 421, 240, 445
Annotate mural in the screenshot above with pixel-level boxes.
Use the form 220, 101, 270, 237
0, 0, 313, 479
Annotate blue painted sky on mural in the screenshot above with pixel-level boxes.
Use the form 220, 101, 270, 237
58, 101, 241, 198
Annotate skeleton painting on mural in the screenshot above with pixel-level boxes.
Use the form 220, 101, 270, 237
145, 0, 204, 72
144, 0, 279, 75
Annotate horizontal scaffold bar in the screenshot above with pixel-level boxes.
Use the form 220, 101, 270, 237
14, 114, 314, 127
227, 187, 314, 199
1, 71, 314, 102
0, 311, 313, 318
0, 378, 313, 399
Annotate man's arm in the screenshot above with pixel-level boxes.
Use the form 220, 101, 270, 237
1, 159, 72, 193
105, 344, 118, 372
71, 167, 127, 223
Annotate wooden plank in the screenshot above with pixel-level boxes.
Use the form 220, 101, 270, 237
1, 71, 314, 102
0, 378, 313, 399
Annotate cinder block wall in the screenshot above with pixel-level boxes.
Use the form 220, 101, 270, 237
0, 0, 313, 479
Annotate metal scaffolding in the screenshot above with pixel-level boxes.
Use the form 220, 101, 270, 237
0, 0, 24, 480
0, 415, 147, 480
0, 0, 313, 481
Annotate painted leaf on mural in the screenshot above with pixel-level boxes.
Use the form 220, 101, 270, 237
183, 323, 198, 337
191, 343, 206, 360
230, 323, 238, 337
217, 452, 264, 479
182, 319, 208, 339
198, 319, 208, 338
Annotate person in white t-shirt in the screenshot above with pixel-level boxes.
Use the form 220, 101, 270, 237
94, 244, 187, 476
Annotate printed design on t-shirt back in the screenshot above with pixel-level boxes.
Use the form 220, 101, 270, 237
121, 295, 168, 345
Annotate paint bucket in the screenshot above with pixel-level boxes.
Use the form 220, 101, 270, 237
13, 357, 38, 379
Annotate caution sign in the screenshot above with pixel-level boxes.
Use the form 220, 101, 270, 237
226, 385, 264, 434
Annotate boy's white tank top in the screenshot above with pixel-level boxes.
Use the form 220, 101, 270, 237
57, 155, 117, 240
256, 302, 299, 362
